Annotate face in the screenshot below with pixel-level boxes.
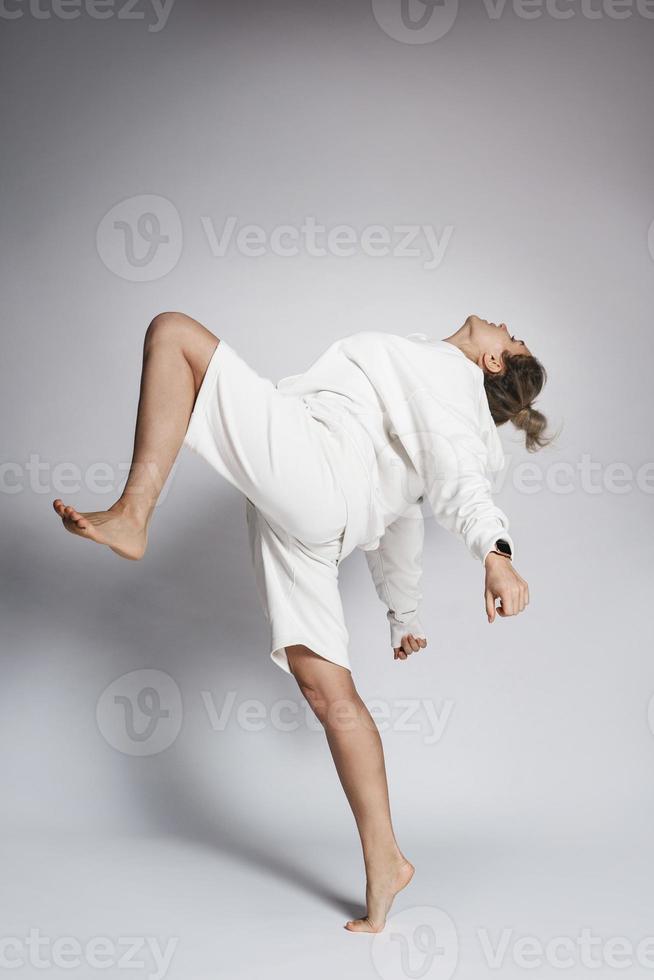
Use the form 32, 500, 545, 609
465, 315, 531, 374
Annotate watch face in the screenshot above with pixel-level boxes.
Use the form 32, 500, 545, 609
495, 539, 512, 556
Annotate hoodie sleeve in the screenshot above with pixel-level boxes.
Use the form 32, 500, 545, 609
426, 444, 514, 565
404, 386, 515, 566
364, 498, 427, 649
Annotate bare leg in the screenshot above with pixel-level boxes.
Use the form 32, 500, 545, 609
286, 644, 415, 933
53, 312, 219, 559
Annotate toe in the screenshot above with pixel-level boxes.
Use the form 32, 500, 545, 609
65, 506, 83, 526
60, 504, 88, 533
345, 918, 380, 933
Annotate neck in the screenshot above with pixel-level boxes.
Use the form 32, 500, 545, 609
442, 322, 479, 364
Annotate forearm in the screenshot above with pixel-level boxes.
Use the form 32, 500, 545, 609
364, 500, 426, 645
425, 450, 514, 564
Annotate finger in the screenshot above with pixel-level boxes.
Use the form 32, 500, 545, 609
503, 592, 517, 616
401, 638, 412, 656
407, 634, 420, 652
485, 590, 495, 623
417, 637, 427, 649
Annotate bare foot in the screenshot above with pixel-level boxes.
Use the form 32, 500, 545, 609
345, 857, 415, 933
52, 499, 149, 560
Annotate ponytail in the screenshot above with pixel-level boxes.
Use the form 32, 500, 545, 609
484, 351, 554, 452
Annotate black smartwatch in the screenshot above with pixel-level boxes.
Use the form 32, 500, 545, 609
494, 538, 513, 558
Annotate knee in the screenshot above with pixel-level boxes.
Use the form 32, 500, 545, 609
297, 679, 330, 723
287, 646, 358, 726
144, 311, 193, 349
295, 675, 358, 729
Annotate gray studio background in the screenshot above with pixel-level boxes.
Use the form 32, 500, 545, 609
2, 1, 654, 978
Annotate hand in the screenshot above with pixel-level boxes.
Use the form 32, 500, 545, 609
393, 633, 428, 660
484, 553, 530, 622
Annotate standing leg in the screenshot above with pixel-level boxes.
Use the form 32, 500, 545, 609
53, 311, 219, 559
286, 644, 415, 933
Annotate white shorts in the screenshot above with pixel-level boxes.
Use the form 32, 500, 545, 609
183, 339, 372, 675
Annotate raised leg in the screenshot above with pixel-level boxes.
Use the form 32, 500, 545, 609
53, 312, 219, 559
285, 644, 415, 933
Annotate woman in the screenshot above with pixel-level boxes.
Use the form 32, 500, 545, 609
52, 312, 548, 932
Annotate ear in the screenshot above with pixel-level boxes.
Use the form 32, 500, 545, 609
481, 350, 504, 375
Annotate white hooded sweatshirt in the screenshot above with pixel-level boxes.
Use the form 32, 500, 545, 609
276, 331, 514, 648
